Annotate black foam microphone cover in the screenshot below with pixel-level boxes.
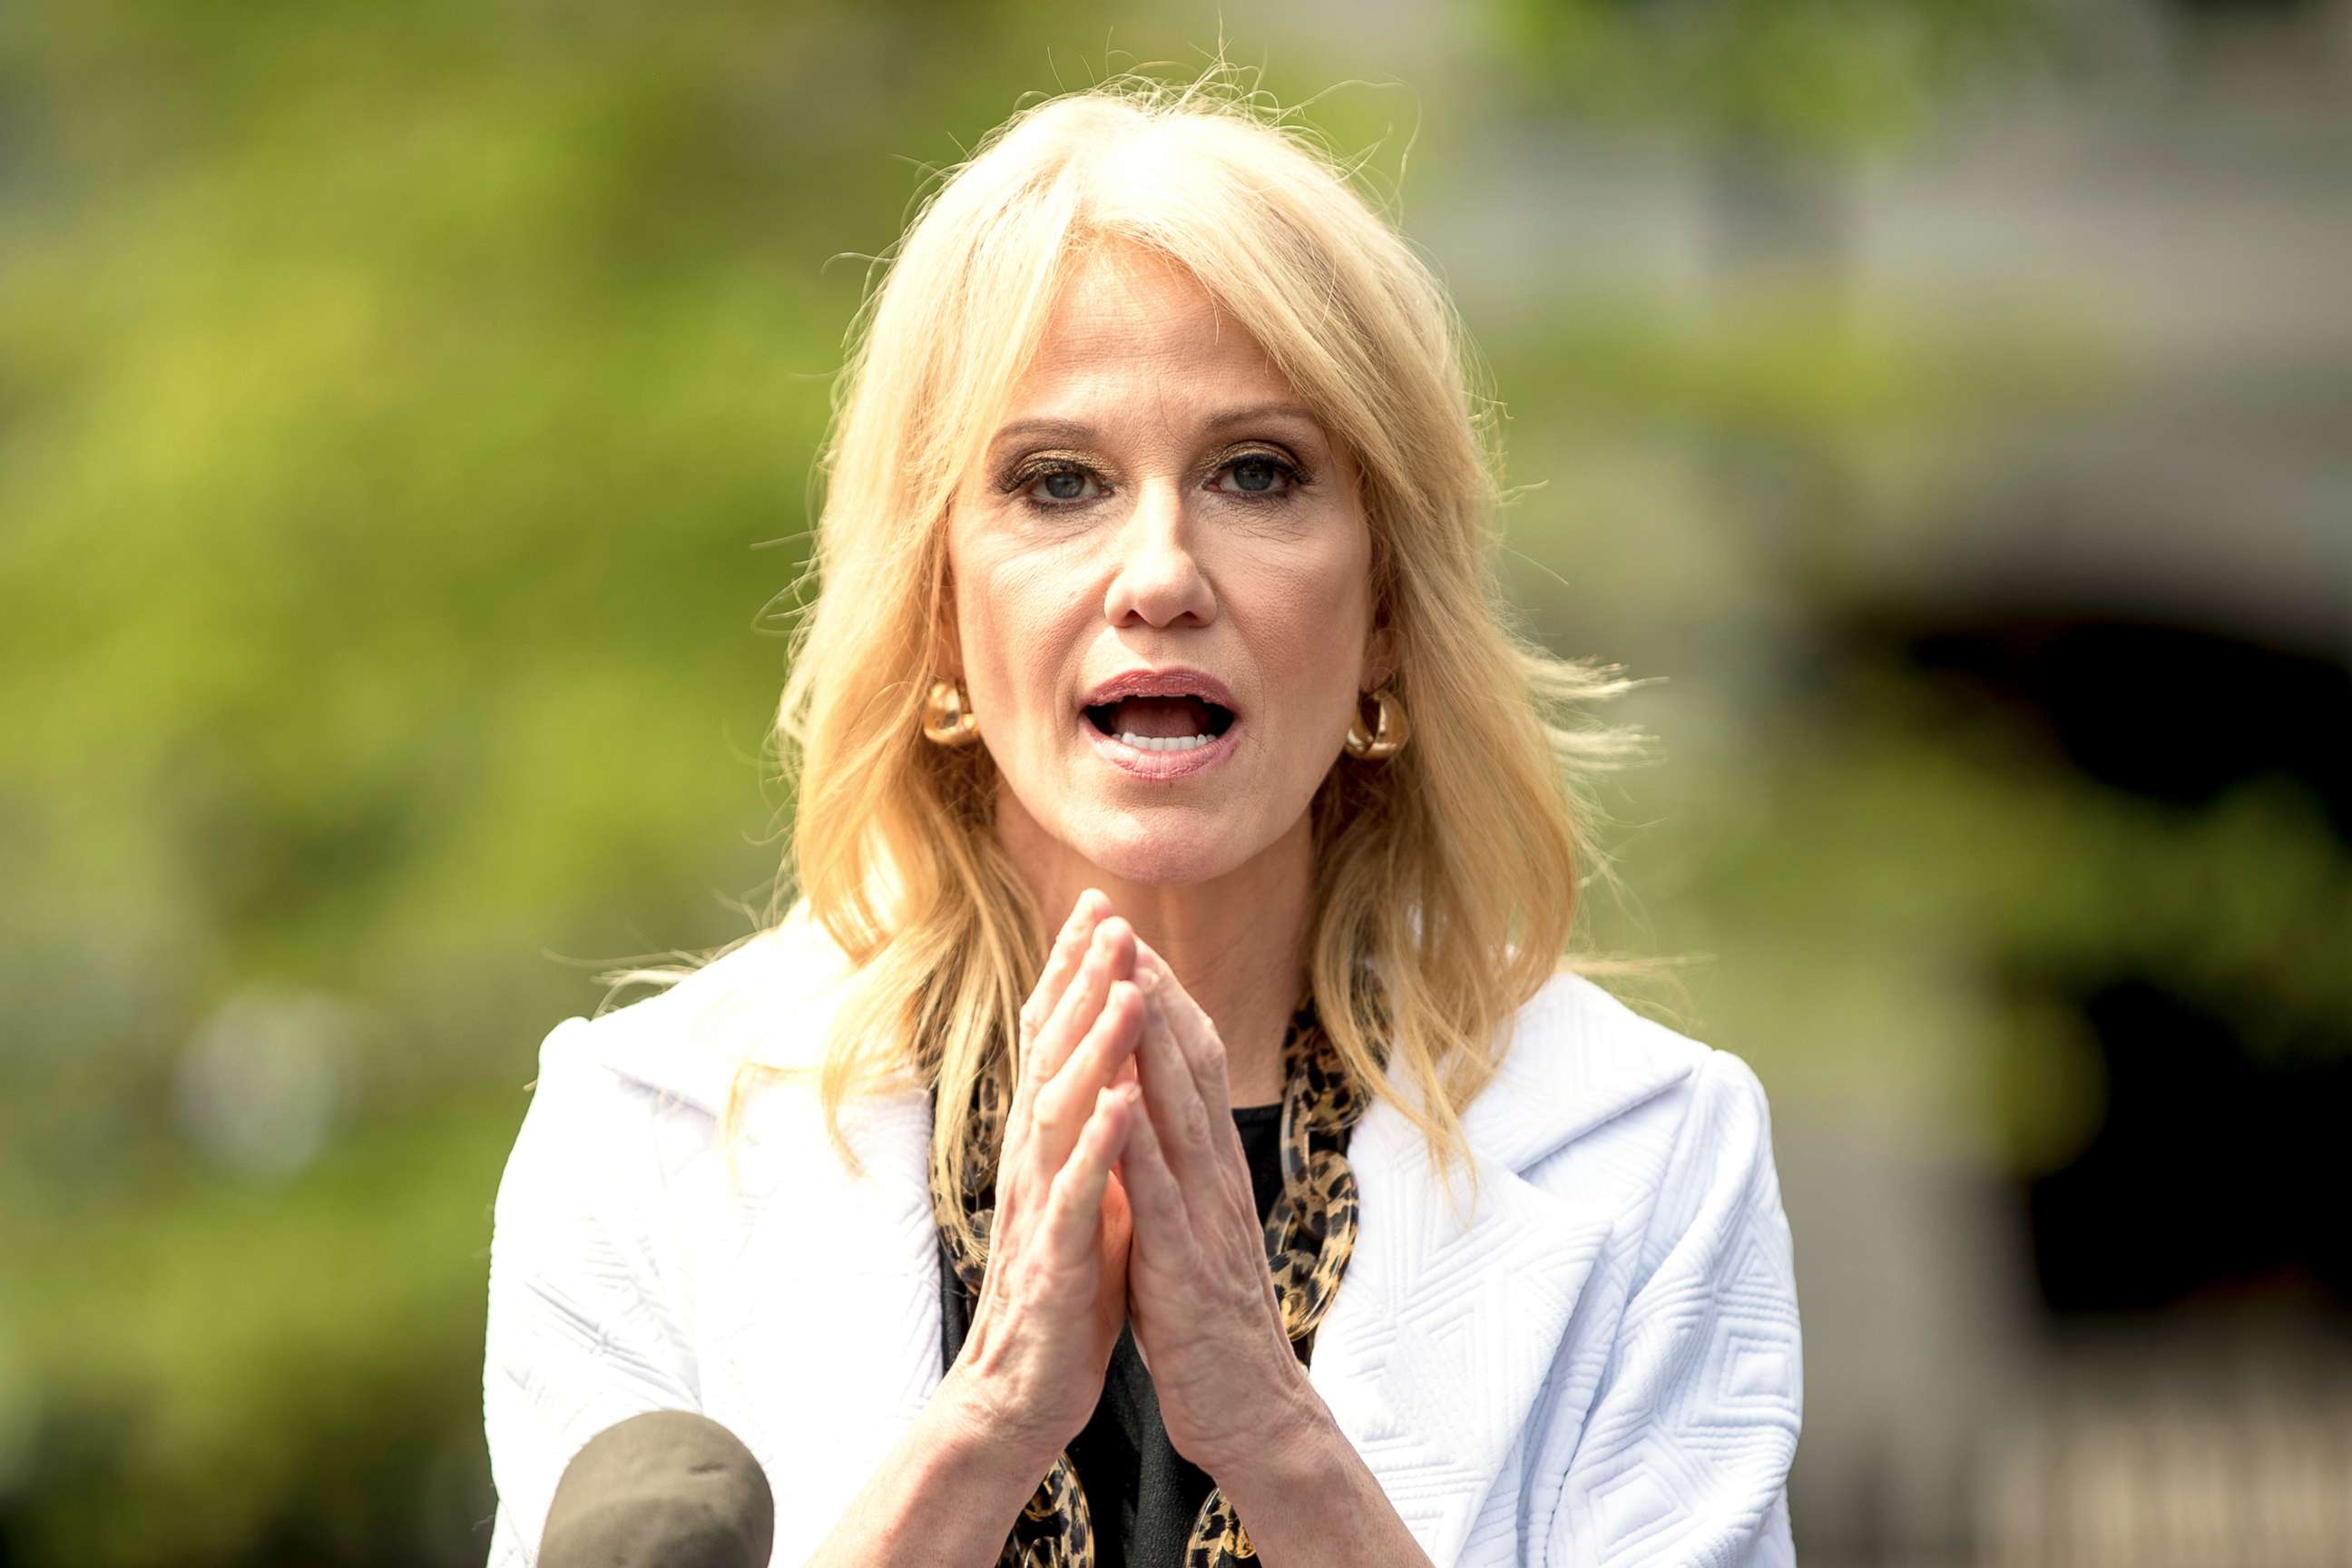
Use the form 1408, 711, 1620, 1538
539, 1409, 776, 1568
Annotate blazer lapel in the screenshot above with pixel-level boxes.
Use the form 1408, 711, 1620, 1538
1308, 987, 1696, 1564
712, 1070, 948, 1563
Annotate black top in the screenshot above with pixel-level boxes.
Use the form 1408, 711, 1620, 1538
939, 1101, 1289, 1564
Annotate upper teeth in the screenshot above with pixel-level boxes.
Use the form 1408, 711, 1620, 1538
1119, 732, 1212, 751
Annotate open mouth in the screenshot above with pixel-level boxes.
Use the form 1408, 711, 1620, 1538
1083, 694, 1238, 753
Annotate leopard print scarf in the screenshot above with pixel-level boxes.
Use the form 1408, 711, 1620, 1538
929, 992, 1372, 1567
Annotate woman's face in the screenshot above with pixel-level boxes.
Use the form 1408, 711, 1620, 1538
943, 245, 1390, 887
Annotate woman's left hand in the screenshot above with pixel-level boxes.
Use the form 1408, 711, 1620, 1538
1114, 939, 1313, 1478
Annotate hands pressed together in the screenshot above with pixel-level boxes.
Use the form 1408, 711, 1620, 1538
952, 888, 1308, 1484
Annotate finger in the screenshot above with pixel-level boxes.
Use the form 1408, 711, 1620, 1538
1114, 1073, 1195, 1259
1041, 916, 1134, 1079
1004, 893, 1110, 1166
1029, 977, 1142, 1185
1132, 940, 1237, 1127
1044, 1082, 1139, 1275
1132, 973, 1224, 1200
1017, 889, 1109, 1056
1005, 916, 1132, 1174
1118, 1085, 1222, 1336
1143, 963, 1256, 1214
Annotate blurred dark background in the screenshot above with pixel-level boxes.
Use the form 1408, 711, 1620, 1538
3, 2, 2347, 1564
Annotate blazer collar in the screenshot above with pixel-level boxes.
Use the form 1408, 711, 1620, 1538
588, 921, 1693, 1564
1302, 983, 1693, 1560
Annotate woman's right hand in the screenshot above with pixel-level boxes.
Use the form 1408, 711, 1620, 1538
946, 889, 1145, 1472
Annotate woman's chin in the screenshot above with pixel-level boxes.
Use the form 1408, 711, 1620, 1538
1070, 814, 1258, 888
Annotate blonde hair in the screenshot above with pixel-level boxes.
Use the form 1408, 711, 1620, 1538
629, 64, 1653, 1255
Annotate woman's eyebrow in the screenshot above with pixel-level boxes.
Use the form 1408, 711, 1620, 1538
1200, 400, 1322, 438
987, 402, 1326, 455
987, 416, 1095, 453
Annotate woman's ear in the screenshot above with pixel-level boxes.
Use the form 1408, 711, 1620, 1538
1362, 624, 1400, 691
1361, 514, 1398, 690
932, 562, 964, 681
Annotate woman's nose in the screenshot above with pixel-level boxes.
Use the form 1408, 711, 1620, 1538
1102, 479, 1216, 630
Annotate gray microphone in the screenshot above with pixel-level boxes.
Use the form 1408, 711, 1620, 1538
540, 1410, 776, 1568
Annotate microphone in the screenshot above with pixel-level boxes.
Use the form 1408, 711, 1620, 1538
540, 1410, 776, 1568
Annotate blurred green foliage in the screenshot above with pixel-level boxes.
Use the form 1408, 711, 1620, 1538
3, 1, 2345, 1563
1494, 0, 2062, 151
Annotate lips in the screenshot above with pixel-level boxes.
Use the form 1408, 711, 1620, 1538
1078, 667, 1240, 711
1078, 707, 1242, 779
1075, 666, 1244, 779
1079, 666, 1240, 741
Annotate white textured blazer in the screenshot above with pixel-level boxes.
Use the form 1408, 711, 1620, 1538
480, 910, 1803, 1567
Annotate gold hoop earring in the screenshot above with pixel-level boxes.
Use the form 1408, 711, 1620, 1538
1344, 684, 1408, 761
921, 679, 981, 747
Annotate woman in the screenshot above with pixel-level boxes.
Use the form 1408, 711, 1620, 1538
481, 71, 1802, 1568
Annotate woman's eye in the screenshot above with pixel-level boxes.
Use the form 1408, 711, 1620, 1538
1024, 466, 1102, 505
1214, 455, 1302, 499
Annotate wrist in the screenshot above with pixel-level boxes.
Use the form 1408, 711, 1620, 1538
1204, 1360, 1333, 1496
1214, 1381, 1432, 1567
933, 1362, 1062, 1495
